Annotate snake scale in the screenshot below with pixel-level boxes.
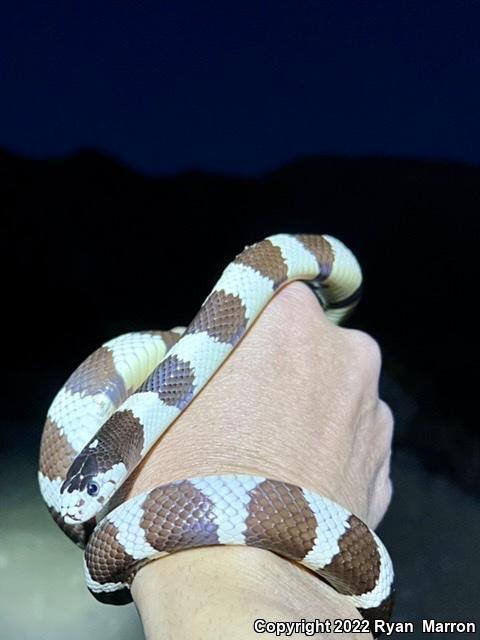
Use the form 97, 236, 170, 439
38, 233, 394, 629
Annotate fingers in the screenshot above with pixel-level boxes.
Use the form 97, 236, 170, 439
337, 327, 383, 391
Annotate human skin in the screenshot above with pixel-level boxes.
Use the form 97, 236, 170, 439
125, 282, 394, 639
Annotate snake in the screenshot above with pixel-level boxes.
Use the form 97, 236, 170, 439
38, 233, 394, 630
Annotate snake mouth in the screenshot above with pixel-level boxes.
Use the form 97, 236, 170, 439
62, 512, 83, 525
59, 491, 87, 524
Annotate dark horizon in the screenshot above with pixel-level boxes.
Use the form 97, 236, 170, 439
2, 143, 480, 178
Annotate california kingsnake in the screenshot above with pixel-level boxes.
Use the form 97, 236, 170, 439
38, 234, 394, 627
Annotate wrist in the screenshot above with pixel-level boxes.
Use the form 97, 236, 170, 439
132, 546, 373, 640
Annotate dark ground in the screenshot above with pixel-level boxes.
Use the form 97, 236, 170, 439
0, 150, 478, 638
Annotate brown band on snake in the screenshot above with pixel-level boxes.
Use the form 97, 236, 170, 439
296, 234, 334, 281
245, 479, 317, 559
86, 521, 136, 586
140, 480, 219, 552
137, 354, 196, 409
186, 290, 248, 344
234, 239, 289, 289
320, 515, 381, 596
64, 346, 128, 407
39, 417, 76, 480
94, 409, 145, 471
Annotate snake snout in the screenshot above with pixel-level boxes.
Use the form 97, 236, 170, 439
60, 492, 87, 524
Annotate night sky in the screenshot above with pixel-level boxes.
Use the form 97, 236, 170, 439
1, 1, 479, 174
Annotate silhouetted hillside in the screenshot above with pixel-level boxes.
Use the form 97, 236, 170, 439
1, 148, 478, 491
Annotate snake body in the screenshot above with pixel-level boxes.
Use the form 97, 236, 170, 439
38, 234, 394, 628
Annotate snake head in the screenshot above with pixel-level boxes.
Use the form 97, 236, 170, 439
59, 444, 126, 524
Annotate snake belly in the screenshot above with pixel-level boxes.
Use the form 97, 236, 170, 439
38, 234, 394, 628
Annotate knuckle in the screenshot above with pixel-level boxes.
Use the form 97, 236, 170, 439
378, 400, 395, 437
341, 329, 383, 374
375, 404, 394, 459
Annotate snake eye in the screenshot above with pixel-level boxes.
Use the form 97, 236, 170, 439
87, 481, 100, 497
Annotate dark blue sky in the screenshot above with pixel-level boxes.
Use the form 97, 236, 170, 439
1, 1, 479, 175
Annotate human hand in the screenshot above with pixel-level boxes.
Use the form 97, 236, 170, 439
128, 281, 393, 639
126, 281, 393, 528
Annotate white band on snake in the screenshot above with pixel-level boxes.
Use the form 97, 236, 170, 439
38, 234, 394, 631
